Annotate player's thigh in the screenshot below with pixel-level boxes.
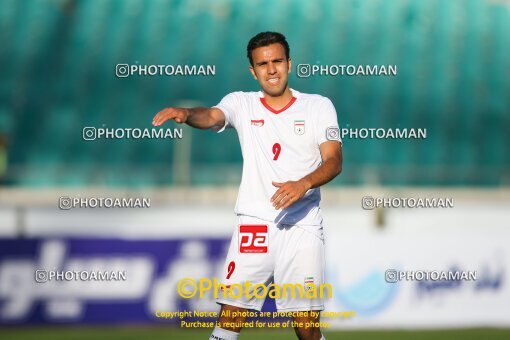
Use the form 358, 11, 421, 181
273, 225, 325, 311
217, 221, 274, 310
219, 224, 274, 284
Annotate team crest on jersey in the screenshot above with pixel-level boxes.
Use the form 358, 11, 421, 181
294, 120, 305, 135
251, 119, 264, 127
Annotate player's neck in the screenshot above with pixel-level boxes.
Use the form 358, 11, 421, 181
262, 87, 294, 111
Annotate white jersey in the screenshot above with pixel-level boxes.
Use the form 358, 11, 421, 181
213, 89, 341, 226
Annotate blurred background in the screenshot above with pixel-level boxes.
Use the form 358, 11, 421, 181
0, 0, 509, 339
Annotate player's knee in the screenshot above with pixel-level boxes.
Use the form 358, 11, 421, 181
217, 304, 248, 332
294, 324, 322, 340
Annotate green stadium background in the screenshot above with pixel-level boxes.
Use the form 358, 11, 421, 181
0, 0, 509, 339
1, 0, 508, 187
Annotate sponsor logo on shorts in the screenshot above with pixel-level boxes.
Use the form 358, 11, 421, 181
239, 225, 268, 253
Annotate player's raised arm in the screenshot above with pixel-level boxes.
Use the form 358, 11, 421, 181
152, 107, 225, 130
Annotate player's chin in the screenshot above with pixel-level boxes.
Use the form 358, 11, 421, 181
262, 84, 286, 97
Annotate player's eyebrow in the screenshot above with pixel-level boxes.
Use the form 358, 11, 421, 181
255, 58, 285, 66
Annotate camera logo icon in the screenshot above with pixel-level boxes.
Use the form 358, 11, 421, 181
59, 196, 73, 210
297, 64, 311, 78
326, 127, 340, 141
35, 270, 48, 283
362, 196, 376, 210
83, 127, 96, 141
116, 64, 130, 78
385, 269, 398, 283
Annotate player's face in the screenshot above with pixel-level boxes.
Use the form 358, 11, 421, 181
249, 43, 292, 97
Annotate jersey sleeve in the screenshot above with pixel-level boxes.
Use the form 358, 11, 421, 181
316, 97, 342, 145
211, 92, 241, 133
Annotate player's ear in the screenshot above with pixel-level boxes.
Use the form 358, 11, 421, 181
287, 58, 292, 73
249, 65, 258, 80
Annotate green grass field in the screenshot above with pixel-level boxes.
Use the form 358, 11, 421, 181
1, 327, 510, 340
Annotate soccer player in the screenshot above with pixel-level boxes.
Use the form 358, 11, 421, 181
152, 32, 342, 340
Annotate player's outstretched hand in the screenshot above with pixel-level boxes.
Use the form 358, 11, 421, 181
152, 108, 189, 126
271, 180, 311, 210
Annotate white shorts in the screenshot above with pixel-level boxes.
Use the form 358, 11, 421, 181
217, 215, 326, 312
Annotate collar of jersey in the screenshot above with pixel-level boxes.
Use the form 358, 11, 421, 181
259, 90, 297, 114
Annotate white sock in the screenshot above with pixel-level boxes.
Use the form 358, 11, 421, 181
209, 326, 239, 340
320, 335, 326, 340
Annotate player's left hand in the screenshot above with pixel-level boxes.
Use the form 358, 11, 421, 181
271, 180, 311, 210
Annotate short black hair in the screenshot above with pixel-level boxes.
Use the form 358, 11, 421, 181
247, 32, 290, 66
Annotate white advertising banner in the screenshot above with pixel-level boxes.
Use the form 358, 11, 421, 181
324, 230, 509, 329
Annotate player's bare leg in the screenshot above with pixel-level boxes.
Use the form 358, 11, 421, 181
292, 311, 324, 340
209, 304, 248, 339
217, 304, 248, 332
